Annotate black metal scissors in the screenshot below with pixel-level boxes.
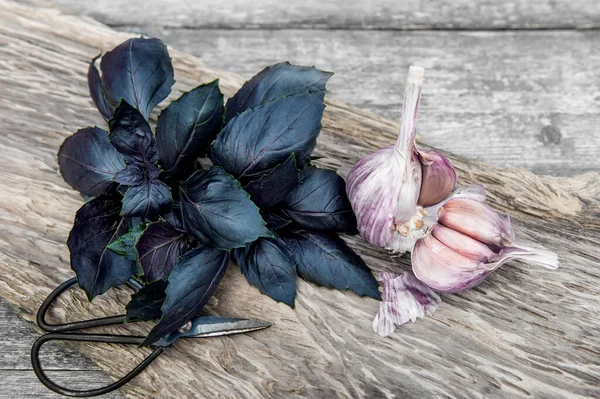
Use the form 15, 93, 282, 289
31, 277, 271, 397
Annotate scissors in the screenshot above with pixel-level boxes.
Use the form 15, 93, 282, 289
31, 277, 272, 397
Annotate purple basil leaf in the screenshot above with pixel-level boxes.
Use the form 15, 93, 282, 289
137, 221, 188, 282
231, 246, 249, 272
125, 279, 168, 322
164, 204, 185, 232
279, 166, 357, 233
143, 246, 229, 346
156, 80, 224, 176
211, 92, 324, 180
224, 62, 332, 124
87, 54, 115, 121
58, 127, 126, 197
280, 230, 380, 300
109, 102, 158, 164
235, 236, 297, 307
244, 153, 299, 208
100, 38, 174, 120
180, 166, 271, 250
260, 210, 292, 230
67, 196, 137, 300
121, 179, 172, 218
113, 163, 147, 186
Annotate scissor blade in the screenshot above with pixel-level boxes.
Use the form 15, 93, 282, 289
187, 316, 272, 338
153, 316, 272, 347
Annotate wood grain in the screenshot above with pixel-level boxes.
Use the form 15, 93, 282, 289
0, 299, 123, 398
114, 26, 600, 177
0, 372, 122, 399
0, 1, 599, 398
46, 0, 600, 30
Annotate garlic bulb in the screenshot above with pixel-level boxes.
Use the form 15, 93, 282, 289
412, 197, 559, 293
346, 66, 457, 253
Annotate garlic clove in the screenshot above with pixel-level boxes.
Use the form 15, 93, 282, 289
431, 223, 496, 261
417, 150, 457, 207
437, 198, 513, 247
411, 233, 489, 292
372, 271, 441, 337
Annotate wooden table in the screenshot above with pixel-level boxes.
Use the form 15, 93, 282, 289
0, 1, 598, 398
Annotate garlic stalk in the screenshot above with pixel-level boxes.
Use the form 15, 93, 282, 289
346, 66, 457, 253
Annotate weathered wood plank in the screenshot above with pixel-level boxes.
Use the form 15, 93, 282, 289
0, 371, 122, 398
0, 2, 599, 399
111, 26, 600, 177
45, 0, 600, 30
0, 299, 124, 398
0, 299, 102, 370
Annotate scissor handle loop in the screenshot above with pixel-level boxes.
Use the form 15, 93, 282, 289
31, 332, 163, 397
37, 277, 139, 333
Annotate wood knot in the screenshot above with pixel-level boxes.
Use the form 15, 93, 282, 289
540, 125, 561, 146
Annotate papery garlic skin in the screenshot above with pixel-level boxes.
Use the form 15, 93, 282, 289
417, 150, 457, 207
347, 66, 425, 253
346, 145, 422, 251
373, 271, 441, 337
412, 198, 559, 293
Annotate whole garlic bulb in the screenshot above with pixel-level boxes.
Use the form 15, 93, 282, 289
346, 66, 456, 253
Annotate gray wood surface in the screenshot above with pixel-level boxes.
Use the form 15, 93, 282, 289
48, 0, 600, 29
0, 0, 599, 398
120, 27, 600, 177
0, 299, 123, 399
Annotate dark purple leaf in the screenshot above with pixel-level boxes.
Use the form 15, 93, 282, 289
180, 167, 271, 250
244, 153, 299, 208
87, 54, 115, 121
143, 246, 229, 345
121, 179, 172, 218
211, 92, 324, 180
280, 166, 357, 233
58, 127, 125, 197
113, 163, 147, 186
109, 102, 158, 164
100, 38, 174, 120
260, 210, 291, 230
164, 205, 185, 232
125, 279, 168, 322
137, 221, 188, 282
224, 62, 332, 124
281, 230, 380, 300
235, 237, 297, 307
67, 196, 137, 300
157, 80, 224, 176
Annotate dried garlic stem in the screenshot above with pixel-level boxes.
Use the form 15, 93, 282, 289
395, 66, 425, 156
